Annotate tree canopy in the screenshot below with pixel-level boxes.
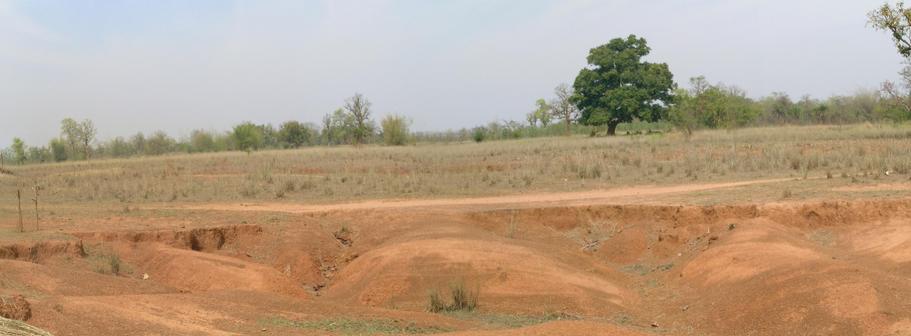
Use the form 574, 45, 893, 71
869, 2, 911, 58
278, 121, 315, 148
344, 93, 374, 146
572, 35, 675, 135
232, 122, 264, 152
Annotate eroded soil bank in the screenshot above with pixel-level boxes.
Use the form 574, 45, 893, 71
2, 199, 911, 335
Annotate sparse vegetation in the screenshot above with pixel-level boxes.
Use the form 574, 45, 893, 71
261, 316, 451, 335
445, 311, 579, 329
428, 281, 479, 313
109, 253, 121, 275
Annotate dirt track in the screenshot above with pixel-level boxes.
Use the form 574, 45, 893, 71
3, 179, 911, 335
173, 177, 797, 214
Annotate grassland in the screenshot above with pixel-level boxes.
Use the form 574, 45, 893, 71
2, 124, 910, 208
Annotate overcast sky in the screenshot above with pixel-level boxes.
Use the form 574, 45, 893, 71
0, 0, 904, 148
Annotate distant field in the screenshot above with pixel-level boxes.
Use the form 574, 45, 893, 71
1, 123, 910, 208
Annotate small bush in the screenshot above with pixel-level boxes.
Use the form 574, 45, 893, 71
283, 180, 296, 193
428, 281, 479, 313
381, 115, 411, 146
472, 127, 487, 143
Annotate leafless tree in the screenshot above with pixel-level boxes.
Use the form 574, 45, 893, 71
881, 64, 911, 114
344, 93, 373, 146
550, 83, 578, 135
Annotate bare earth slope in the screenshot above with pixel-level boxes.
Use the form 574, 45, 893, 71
3, 178, 911, 335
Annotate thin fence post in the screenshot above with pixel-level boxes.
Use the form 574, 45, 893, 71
17, 189, 23, 233
33, 184, 39, 231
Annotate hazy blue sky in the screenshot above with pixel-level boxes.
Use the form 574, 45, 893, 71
0, 0, 904, 148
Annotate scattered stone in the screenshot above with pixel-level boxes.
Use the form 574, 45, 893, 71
650, 322, 660, 328
142, 273, 150, 280
728, 223, 737, 230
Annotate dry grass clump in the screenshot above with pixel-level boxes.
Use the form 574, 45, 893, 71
428, 281, 479, 313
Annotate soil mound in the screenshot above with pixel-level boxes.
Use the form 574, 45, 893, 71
325, 237, 632, 315
117, 244, 307, 297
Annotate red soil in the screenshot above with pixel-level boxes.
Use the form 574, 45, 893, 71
2, 179, 911, 335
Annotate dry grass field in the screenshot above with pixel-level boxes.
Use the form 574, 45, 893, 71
3, 123, 911, 205
3, 124, 911, 335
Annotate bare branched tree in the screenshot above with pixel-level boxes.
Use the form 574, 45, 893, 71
550, 83, 578, 135
878, 63, 911, 115
344, 93, 373, 146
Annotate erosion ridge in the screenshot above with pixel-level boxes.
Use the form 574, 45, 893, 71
4, 198, 911, 335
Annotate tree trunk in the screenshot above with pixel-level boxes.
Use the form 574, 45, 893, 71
606, 121, 620, 136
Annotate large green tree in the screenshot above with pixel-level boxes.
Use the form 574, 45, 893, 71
572, 35, 675, 135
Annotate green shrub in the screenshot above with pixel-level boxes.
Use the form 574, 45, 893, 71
381, 115, 411, 146
472, 127, 487, 143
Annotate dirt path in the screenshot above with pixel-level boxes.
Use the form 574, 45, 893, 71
174, 177, 795, 214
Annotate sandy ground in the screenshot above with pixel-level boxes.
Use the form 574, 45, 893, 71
3, 178, 911, 335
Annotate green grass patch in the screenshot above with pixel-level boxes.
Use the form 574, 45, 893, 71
260, 317, 451, 335
444, 311, 579, 329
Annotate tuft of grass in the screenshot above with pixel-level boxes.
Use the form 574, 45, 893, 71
109, 253, 121, 275
428, 281, 479, 313
781, 188, 793, 199
333, 225, 353, 246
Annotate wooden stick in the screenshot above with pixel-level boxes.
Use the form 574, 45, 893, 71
33, 184, 39, 231
17, 190, 23, 233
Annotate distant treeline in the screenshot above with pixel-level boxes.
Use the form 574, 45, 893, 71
0, 85, 907, 166
667, 76, 904, 136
